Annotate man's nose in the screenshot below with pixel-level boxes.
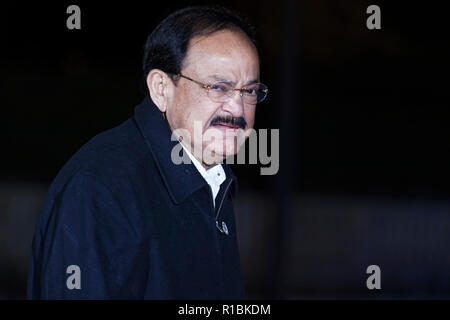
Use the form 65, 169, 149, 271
222, 90, 245, 117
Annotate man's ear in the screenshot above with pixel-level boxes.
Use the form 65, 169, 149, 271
146, 69, 172, 113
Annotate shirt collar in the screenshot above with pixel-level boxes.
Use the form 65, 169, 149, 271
180, 143, 226, 183
181, 143, 226, 203
133, 96, 237, 205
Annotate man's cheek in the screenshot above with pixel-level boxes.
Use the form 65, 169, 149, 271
245, 117, 255, 130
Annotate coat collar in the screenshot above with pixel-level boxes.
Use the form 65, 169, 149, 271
134, 96, 237, 205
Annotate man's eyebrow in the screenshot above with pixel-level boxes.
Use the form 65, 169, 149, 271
208, 75, 231, 83
245, 79, 260, 85
208, 75, 260, 86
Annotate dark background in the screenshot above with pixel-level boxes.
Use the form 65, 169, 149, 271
1, 1, 450, 299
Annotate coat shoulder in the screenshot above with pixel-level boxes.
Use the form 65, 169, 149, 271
51, 117, 156, 194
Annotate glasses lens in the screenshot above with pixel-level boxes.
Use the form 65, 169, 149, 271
208, 82, 232, 102
207, 82, 268, 104
242, 83, 268, 104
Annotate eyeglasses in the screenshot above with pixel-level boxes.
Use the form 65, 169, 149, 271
174, 73, 268, 105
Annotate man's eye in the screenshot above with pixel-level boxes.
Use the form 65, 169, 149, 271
210, 83, 229, 91
243, 87, 258, 95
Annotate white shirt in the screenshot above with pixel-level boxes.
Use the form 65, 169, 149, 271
181, 143, 226, 207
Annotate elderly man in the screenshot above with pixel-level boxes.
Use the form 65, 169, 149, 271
27, 6, 268, 299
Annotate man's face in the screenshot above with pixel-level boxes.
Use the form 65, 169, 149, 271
166, 29, 260, 167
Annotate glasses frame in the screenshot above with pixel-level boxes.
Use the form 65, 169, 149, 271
174, 73, 268, 105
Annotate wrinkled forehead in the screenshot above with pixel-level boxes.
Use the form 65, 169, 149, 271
181, 29, 260, 79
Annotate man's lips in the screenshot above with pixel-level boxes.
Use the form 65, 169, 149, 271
211, 122, 241, 130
